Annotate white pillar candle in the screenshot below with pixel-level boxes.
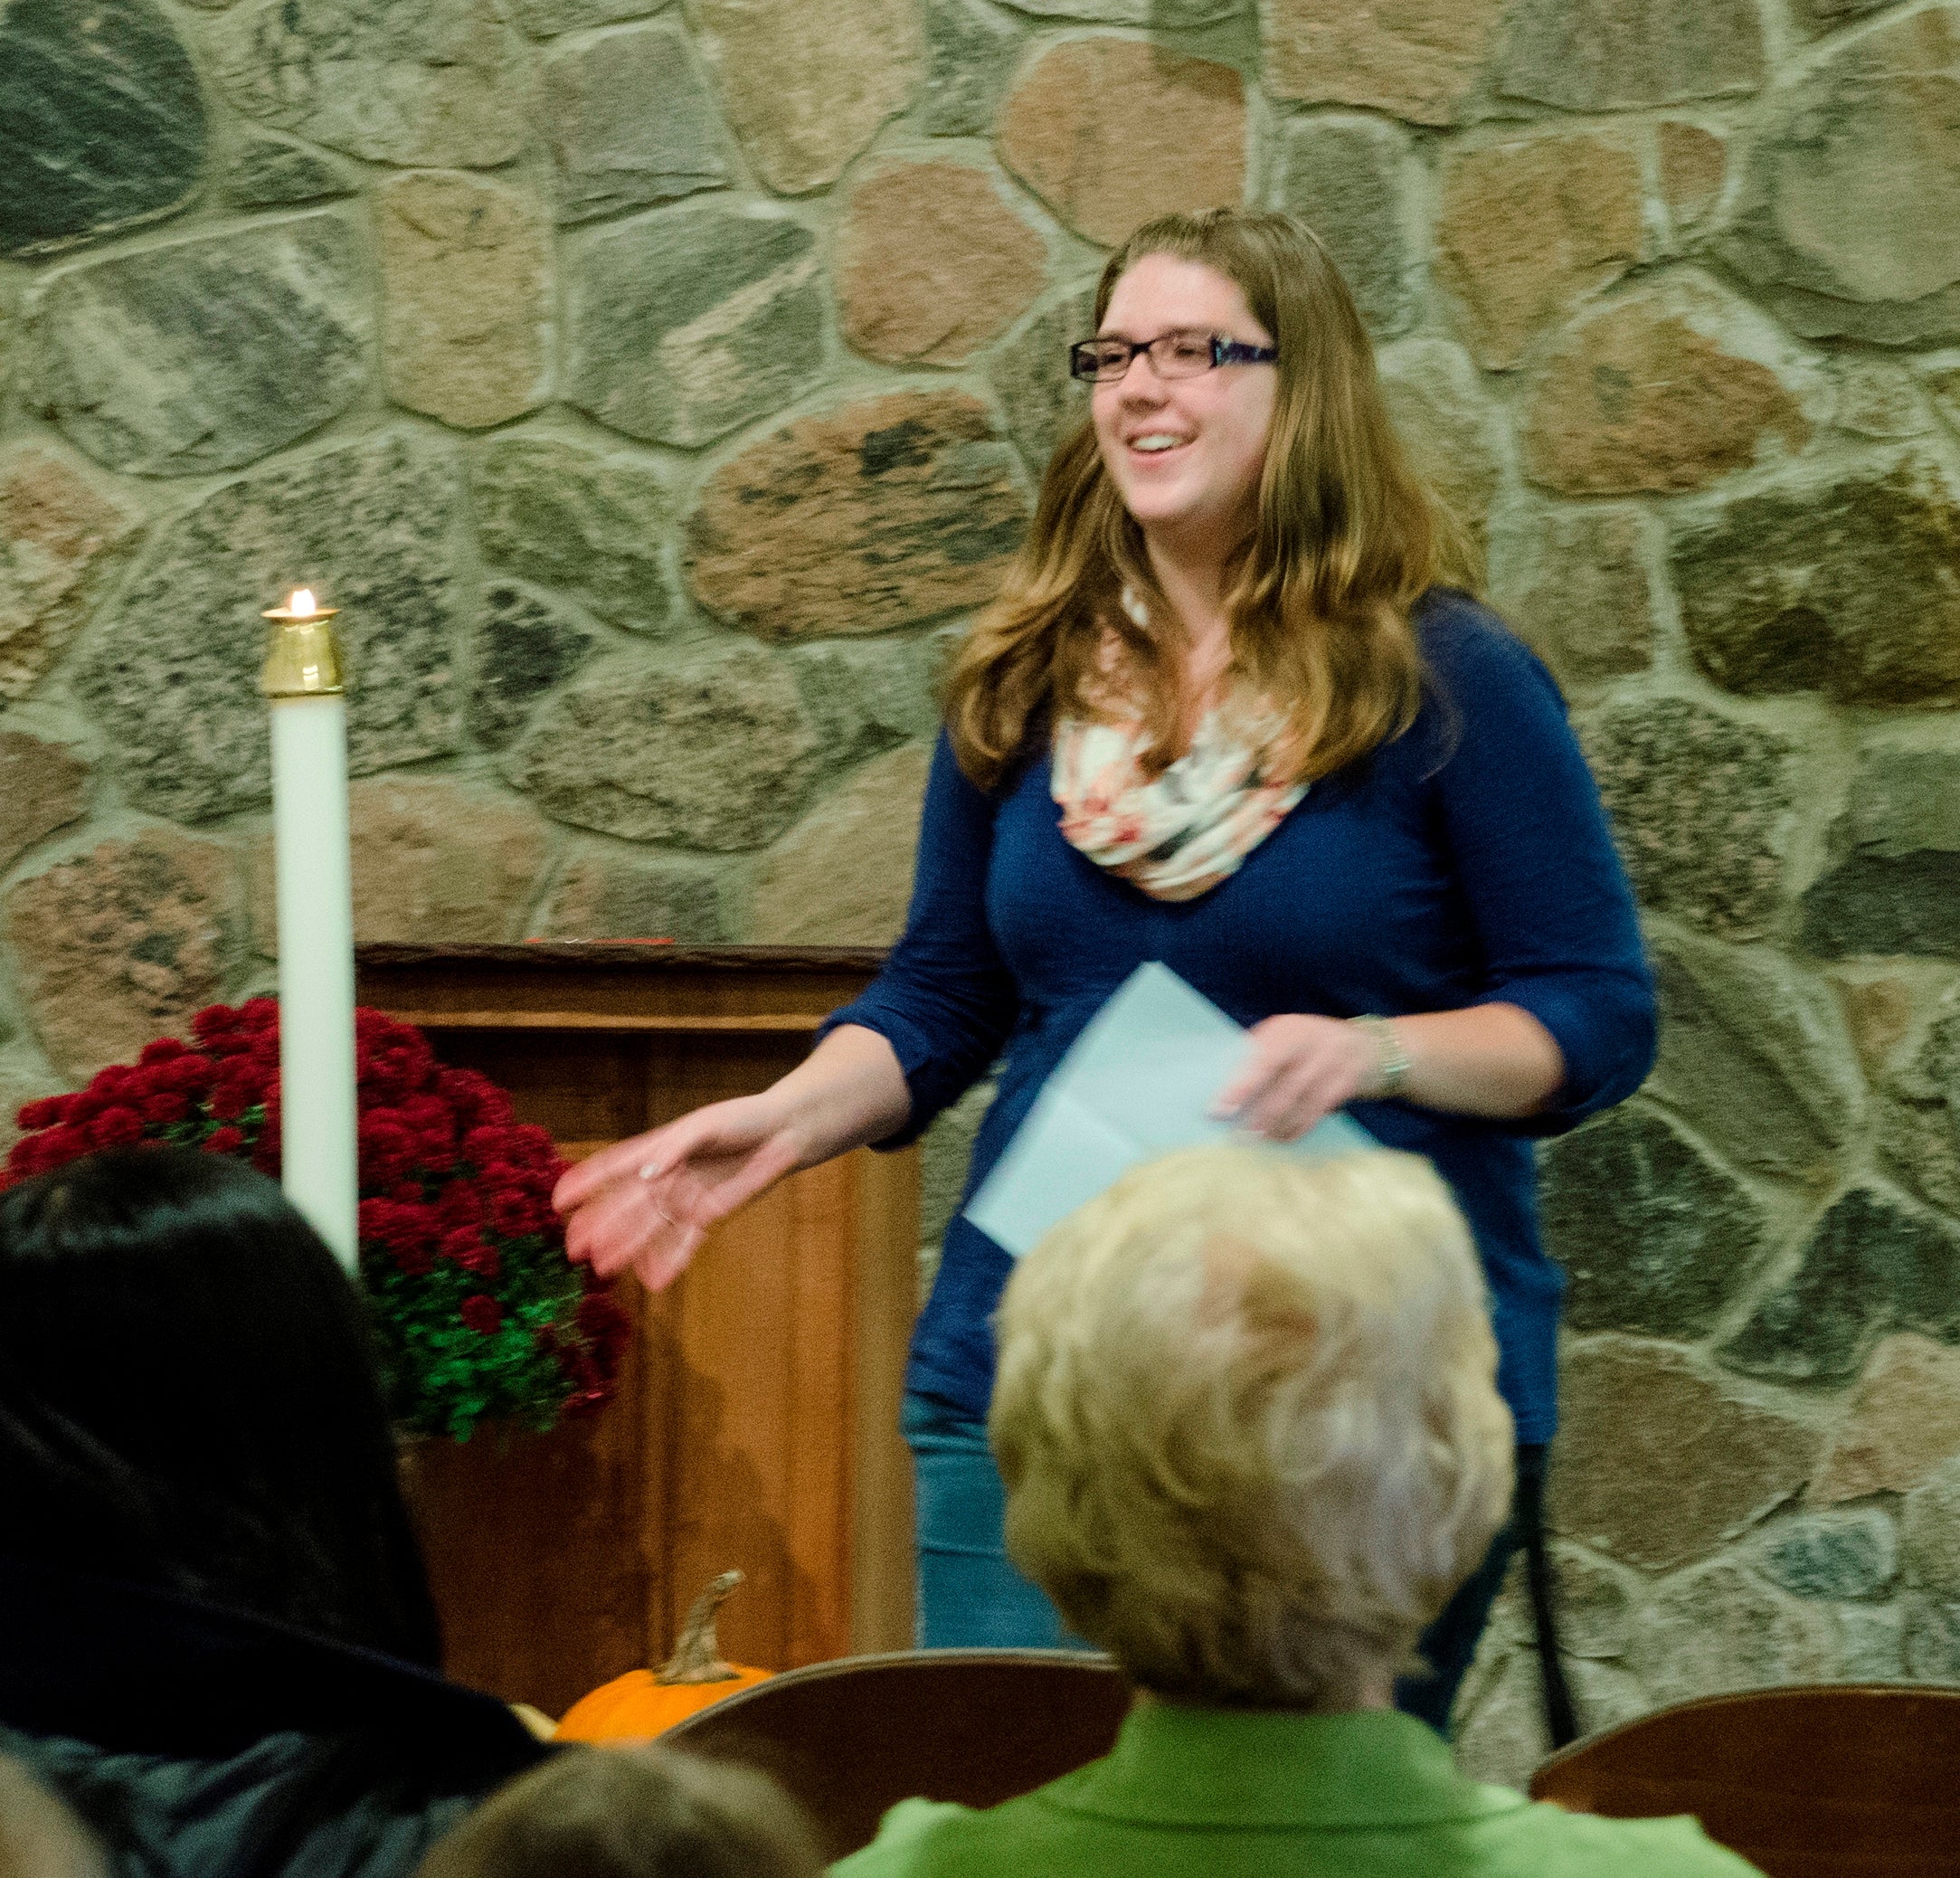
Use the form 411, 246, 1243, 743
263, 591, 358, 1270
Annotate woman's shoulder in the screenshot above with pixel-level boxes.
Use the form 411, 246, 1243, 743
1411, 587, 1558, 705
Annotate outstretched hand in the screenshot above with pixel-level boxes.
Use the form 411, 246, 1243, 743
552, 1096, 806, 1292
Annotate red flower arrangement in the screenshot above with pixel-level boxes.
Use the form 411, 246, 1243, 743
5, 999, 630, 1442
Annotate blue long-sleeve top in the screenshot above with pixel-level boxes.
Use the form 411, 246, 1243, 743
821, 592, 1656, 1444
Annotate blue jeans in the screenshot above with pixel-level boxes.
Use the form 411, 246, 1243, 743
904, 1391, 1083, 1649
904, 1390, 1533, 1733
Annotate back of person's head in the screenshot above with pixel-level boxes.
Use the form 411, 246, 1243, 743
0, 1145, 440, 1665
414, 1744, 822, 1878
0, 1753, 109, 1878
990, 1143, 1512, 1711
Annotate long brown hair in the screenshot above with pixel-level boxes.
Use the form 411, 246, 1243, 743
944, 209, 1479, 791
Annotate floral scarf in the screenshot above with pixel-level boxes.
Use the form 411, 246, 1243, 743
1051, 596, 1305, 904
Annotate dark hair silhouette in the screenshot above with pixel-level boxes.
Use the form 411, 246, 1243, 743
0, 1146, 440, 1666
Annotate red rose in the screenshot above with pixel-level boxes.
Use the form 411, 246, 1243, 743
15, 1096, 69, 1132
88, 1106, 145, 1149
436, 1181, 482, 1228
140, 1090, 191, 1126
459, 1294, 503, 1333
32, 1123, 90, 1170
204, 1125, 246, 1156
139, 1039, 189, 1064
357, 1113, 420, 1190
487, 1184, 550, 1240
440, 1228, 500, 1278
440, 1069, 511, 1131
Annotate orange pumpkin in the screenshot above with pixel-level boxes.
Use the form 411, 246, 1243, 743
554, 1570, 773, 1740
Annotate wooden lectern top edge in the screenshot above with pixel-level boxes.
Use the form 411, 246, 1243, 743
356, 943, 890, 974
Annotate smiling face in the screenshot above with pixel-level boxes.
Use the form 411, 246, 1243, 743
1090, 252, 1279, 560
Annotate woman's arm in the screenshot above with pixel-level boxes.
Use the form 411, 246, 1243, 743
554, 1024, 912, 1287
554, 735, 1019, 1288
1214, 1003, 1563, 1143
1220, 609, 1652, 1145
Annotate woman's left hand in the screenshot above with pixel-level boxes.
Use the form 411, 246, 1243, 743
1211, 1013, 1381, 1143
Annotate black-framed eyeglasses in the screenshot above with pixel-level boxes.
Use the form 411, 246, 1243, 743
1067, 330, 1280, 383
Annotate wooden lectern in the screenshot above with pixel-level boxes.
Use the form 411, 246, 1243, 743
355, 944, 918, 1718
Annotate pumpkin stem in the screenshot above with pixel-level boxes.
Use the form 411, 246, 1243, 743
658, 1570, 745, 1684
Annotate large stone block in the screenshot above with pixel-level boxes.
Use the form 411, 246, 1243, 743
920, 0, 1023, 138
539, 858, 728, 943
987, 282, 1096, 473
1628, 1560, 1835, 1708
1674, 459, 1960, 710
505, 0, 661, 34
1804, 745, 1960, 960
1540, 1103, 1767, 1339
1452, 1640, 1648, 1794
0, 0, 205, 257
76, 432, 461, 823
790, 637, 942, 771
379, 172, 551, 432
1720, 1189, 1960, 1385
1904, 1456, 1960, 1598
1719, 8, 1960, 346
1270, 114, 1418, 339
1520, 275, 1813, 497
25, 214, 369, 478
472, 435, 675, 637
0, 731, 89, 874
1756, 1508, 1898, 1601
5, 829, 242, 1080
1495, 0, 1765, 111
999, 39, 1244, 248
1644, 922, 1865, 1184
211, 0, 528, 168
838, 161, 1046, 367
749, 744, 930, 944
1488, 505, 1655, 688
1377, 338, 1503, 546
467, 581, 599, 751
1579, 697, 1795, 941
543, 22, 728, 223
531, 851, 727, 943
1813, 1334, 1960, 1504
224, 131, 357, 209
687, 391, 1027, 640
503, 644, 821, 849
1658, 120, 1727, 231
0, 446, 143, 703
1260, 0, 1505, 126
250, 775, 551, 947
690, 0, 920, 196
1550, 1336, 1822, 1571
1905, 1593, 1960, 1678
566, 203, 825, 450
1880, 992, 1960, 1214
1433, 131, 1643, 370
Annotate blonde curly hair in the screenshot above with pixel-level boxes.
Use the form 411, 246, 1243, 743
989, 1143, 1513, 1710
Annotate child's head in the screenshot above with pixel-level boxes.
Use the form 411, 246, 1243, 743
416, 1744, 822, 1878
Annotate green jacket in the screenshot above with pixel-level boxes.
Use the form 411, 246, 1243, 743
832, 1703, 1763, 1878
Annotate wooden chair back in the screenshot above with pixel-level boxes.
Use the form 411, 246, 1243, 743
1529, 1684, 1960, 1878
663, 1648, 1131, 1860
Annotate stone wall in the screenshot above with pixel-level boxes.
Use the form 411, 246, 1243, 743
5, 0, 1960, 1780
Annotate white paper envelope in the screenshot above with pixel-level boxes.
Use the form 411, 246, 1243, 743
964, 962, 1379, 1257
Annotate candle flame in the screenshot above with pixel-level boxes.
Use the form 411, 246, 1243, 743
289, 588, 317, 618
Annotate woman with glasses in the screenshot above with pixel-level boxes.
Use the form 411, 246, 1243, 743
555, 209, 1654, 1729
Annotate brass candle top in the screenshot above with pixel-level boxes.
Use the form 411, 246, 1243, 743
260, 588, 345, 697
